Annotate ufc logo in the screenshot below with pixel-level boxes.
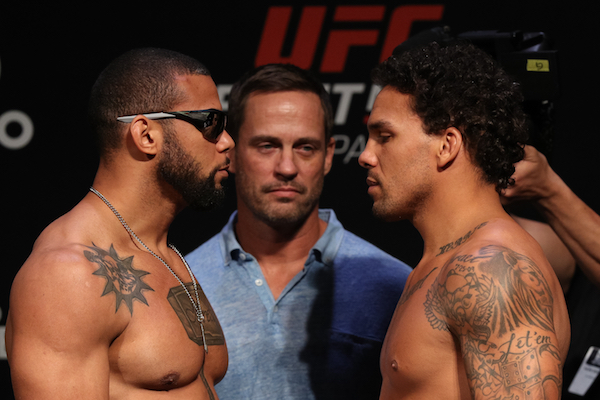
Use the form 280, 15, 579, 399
255, 5, 444, 72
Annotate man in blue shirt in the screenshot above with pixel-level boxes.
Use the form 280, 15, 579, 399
186, 64, 412, 399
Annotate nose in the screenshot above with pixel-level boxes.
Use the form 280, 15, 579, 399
358, 139, 376, 169
216, 129, 235, 153
275, 148, 298, 180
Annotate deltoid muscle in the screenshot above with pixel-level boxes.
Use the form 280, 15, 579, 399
424, 245, 561, 399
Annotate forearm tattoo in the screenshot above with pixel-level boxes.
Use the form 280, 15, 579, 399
84, 243, 154, 314
424, 245, 562, 399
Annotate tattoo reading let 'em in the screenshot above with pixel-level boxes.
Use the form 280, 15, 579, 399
84, 243, 154, 314
424, 245, 561, 398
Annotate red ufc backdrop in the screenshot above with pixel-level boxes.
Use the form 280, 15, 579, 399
1, 1, 596, 397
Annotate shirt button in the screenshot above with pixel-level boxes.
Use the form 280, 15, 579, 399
239, 253, 247, 261
255, 279, 263, 286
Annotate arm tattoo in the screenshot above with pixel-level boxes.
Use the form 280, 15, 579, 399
424, 245, 562, 398
84, 243, 154, 314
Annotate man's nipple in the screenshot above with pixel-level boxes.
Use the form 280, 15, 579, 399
391, 360, 399, 371
160, 372, 180, 386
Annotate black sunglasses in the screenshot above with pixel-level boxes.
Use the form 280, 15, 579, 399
117, 109, 227, 143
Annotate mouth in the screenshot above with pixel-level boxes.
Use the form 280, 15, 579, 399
214, 160, 231, 182
365, 175, 380, 198
217, 159, 231, 172
264, 182, 305, 198
366, 176, 379, 187
269, 186, 300, 194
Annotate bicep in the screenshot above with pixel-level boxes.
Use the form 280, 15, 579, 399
7, 258, 115, 399
433, 244, 563, 399
457, 325, 562, 399
8, 322, 111, 399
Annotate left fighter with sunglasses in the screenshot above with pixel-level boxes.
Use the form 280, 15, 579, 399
6, 48, 233, 400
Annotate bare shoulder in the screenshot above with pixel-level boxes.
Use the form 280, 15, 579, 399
439, 218, 562, 289
474, 218, 564, 301
8, 209, 131, 345
14, 209, 108, 295
427, 234, 558, 337
6, 206, 136, 398
9, 239, 126, 338
430, 218, 567, 336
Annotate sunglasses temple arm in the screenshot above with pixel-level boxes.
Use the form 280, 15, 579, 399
116, 113, 176, 122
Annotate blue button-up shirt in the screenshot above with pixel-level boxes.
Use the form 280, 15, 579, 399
187, 209, 412, 400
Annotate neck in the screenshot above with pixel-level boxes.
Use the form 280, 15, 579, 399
90, 171, 180, 251
234, 205, 326, 265
412, 180, 509, 260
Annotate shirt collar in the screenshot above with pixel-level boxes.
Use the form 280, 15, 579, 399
220, 209, 344, 267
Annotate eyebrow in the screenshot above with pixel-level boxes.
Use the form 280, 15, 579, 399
248, 135, 324, 148
367, 119, 394, 132
295, 137, 323, 148
248, 135, 280, 146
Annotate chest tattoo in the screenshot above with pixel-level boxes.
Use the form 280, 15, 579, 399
397, 267, 437, 306
167, 283, 225, 347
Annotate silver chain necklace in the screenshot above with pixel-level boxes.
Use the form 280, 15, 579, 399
89, 186, 208, 353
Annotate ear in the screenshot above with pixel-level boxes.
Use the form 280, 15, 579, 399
128, 116, 161, 160
323, 136, 336, 175
437, 127, 463, 170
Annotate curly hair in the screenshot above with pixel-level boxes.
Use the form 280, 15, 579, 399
372, 41, 528, 192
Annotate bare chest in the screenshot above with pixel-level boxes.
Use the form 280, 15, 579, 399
105, 275, 227, 392
380, 265, 471, 399
81, 241, 228, 394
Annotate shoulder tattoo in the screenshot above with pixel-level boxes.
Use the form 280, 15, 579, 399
424, 245, 562, 398
84, 243, 154, 314
425, 244, 554, 336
